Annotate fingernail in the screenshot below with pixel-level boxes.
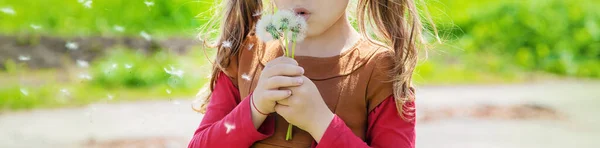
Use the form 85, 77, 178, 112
287, 90, 292, 95
300, 68, 305, 74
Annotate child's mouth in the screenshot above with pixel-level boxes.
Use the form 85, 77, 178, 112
293, 8, 311, 21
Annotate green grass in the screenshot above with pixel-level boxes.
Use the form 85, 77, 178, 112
1, 47, 213, 111
0, 0, 213, 38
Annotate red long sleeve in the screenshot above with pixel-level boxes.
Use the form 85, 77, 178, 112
188, 72, 415, 147
315, 96, 416, 148
188, 72, 275, 148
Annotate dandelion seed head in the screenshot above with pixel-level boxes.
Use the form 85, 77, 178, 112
256, 14, 276, 42
273, 10, 296, 31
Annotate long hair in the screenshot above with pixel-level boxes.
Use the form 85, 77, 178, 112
196, 0, 436, 120
195, 0, 264, 113
356, 0, 437, 119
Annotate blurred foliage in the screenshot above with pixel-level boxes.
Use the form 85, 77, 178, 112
422, 0, 600, 80
0, 0, 212, 37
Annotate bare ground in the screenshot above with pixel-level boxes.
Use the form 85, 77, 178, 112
1, 80, 599, 148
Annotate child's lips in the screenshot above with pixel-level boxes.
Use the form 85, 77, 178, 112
293, 7, 311, 21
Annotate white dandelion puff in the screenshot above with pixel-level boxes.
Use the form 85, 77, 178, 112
221, 40, 232, 48
30, 24, 42, 30
107, 94, 114, 100
18, 55, 31, 61
241, 73, 251, 81
224, 122, 236, 134
164, 66, 185, 78
166, 89, 172, 94
66, 41, 79, 50
255, 14, 277, 42
20, 88, 29, 96
76, 60, 89, 68
114, 25, 125, 32
272, 10, 297, 32
111, 63, 118, 69
140, 31, 152, 41
287, 16, 308, 42
1, 7, 15, 15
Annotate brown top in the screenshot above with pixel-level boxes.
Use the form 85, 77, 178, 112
223, 35, 394, 147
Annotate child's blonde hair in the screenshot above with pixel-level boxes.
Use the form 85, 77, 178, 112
197, 0, 437, 120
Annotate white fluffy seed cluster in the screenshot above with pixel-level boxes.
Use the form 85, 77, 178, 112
255, 10, 307, 42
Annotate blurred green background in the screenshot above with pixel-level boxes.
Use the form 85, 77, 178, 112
0, 0, 598, 111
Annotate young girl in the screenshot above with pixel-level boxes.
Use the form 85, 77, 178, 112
189, 0, 430, 147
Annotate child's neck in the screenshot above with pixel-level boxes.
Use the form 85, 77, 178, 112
293, 13, 361, 58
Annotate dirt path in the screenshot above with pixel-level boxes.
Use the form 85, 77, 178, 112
1, 80, 599, 148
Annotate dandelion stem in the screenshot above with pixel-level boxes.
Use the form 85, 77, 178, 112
291, 40, 297, 58
286, 124, 293, 140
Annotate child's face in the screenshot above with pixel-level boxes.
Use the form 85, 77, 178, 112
274, 0, 350, 37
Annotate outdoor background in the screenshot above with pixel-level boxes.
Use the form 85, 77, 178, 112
0, 0, 599, 147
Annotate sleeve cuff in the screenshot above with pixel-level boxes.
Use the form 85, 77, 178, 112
316, 115, 345, 147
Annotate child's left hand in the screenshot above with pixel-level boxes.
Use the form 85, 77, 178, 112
275, 76, 334, 142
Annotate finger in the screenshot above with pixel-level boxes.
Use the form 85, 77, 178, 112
265, 76, 303, 89
265, 57, 299, 68
275, 104, 292, 118
276, 99, 290, 106
262, 64, 304, 78
263, 90, 292, 101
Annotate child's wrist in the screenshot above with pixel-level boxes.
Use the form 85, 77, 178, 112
308, 112, 334, 142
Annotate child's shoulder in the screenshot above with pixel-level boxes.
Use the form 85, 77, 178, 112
357, 39, 395, 74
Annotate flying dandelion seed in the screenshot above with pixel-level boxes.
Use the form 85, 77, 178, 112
18, 55, 31, 61
78, 73, 93, 80
252, 10, 262, 17
107, 94, 114, 100
78, 0, 93, 9
66, 41, 79, 50
30, 24, 41, 30
20, 88, 29, 96
222, 40, 232, 48
166, 89, 172, 94
224, 122, 236, 134
113, 25, 125, 32
241, 73, 251, 81
144, 1, 155, 8
164, 66, 184, 78
0, 7, 15, 15
60, 88, 70, 96
124, 64, 133, 69
76, 59, 89, 68
247, 44, 254, 50
140, 31, 151, 41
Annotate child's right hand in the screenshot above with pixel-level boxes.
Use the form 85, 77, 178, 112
252, 57, 305, 114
